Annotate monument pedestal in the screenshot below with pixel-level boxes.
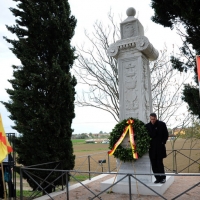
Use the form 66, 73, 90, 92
116, 154, 152, 183
101, 175, 174, 195
101, 154, 174, 195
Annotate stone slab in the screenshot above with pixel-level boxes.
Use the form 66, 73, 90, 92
101, 175, 174, 195
116, 154, 152, 183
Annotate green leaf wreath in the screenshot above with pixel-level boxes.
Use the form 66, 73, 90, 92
109, 118, 151, 162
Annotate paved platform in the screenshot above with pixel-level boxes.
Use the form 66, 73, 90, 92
35, 173, 200, 200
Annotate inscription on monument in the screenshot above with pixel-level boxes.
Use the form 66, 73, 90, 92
122, 60, 139, 119
122, 22, 138, 39
116, 155, 152, 183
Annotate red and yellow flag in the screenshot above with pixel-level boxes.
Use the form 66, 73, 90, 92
0, 114, 13, 163
108, 119, 138, 159
196, 55, 200, 97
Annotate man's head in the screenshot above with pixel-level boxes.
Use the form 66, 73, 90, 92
150, 113, 157, 124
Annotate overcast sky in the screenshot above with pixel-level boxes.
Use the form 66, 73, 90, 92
0, 0, 183, 135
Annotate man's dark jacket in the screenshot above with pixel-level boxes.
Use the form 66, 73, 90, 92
146, 120, 168, 159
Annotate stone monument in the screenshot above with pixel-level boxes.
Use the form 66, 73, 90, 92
101, 7, 174, 195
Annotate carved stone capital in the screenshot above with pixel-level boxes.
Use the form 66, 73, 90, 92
107, 45, 119, 57
107, 36, 159, 61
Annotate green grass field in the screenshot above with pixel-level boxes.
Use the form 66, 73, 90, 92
72, 139, 86, 145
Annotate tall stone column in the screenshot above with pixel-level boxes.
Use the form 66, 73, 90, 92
101, 7, 174, 195
107, 7, 158, 123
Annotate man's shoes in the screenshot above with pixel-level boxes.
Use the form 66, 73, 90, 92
160, 179, 166, 183
154, 179, 160, 184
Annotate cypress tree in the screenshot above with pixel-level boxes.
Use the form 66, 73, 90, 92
2, 0, 77, 192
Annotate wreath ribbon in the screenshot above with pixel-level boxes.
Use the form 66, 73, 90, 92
108, 119, 138, 159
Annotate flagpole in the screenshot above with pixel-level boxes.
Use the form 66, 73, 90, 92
1, 162, 7, 200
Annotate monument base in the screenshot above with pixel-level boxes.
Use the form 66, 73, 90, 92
116, 154, 152, 183
101, 175, 174, 195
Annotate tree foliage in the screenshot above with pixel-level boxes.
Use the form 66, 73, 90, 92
151, 0, 200, 118
2, 0, 77, 192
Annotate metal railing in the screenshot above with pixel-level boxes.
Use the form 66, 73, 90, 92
18, 148, 200, 199
72, 151, 117, 180
165, 149, 200, 173
19, 161, 64, 199
19, 168, 200, 200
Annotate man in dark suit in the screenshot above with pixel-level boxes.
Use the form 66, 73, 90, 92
146, 113, 169, 184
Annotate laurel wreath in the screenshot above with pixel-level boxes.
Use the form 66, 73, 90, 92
109, 118, 151, 162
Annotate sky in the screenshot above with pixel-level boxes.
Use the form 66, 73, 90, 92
0, 0, 183, 135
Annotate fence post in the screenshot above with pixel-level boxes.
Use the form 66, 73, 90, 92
61, 161, 64, 190
175, 150, 177, 173
88, 155, 91, 180
20, 167, 23, 200
107, 152, 110, 172
66, 172, 69, 200
128, 174, 132, 200
173, 149, 176, 173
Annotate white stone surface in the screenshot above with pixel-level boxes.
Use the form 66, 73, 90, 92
107, 36, 159, 61
101, 175, 174, 195
107, 7, 158, 123
118, 54, 152, 122
126, 7, 136, 17
116, 154, 152, 183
